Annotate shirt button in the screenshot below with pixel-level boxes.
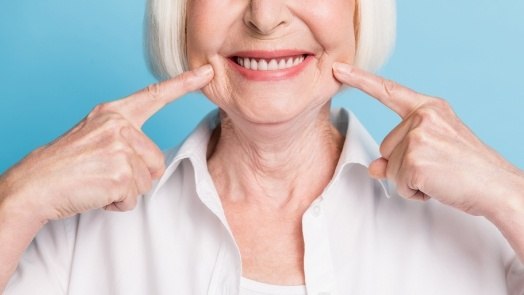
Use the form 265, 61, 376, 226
312, 205, 321, 217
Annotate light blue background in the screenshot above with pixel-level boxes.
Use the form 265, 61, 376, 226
1, 1, 523, 173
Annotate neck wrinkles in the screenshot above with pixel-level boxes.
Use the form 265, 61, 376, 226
207, 104, 344, 208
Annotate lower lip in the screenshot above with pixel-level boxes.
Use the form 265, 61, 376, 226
227, 55, 313, 81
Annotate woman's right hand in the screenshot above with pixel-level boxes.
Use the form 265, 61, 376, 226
0, 64, 214, 223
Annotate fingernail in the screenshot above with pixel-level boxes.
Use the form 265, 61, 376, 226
333, 62, 353, 76
195, 64, 213, 77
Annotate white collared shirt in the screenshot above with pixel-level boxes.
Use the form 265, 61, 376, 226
6, 108, 524, 295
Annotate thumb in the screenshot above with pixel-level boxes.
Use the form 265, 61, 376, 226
369, 157, 388, 179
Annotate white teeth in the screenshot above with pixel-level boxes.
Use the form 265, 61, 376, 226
258, 59, 268, 70
267, 59, 278, 70
250, 59, 258, 70
286, 58, 293, 67
235, 55, 307, 71
278, 59, 286, 69
293, 56, 303, 66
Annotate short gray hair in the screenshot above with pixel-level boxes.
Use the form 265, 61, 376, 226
146, 0, 396, 79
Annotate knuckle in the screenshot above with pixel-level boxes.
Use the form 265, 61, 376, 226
397, 185, 413, 200
177, 77, 191, 92
145, 82, 165, 101
413, 107, 439, 126
81, 119, 127, 151
109, 162, 134, 186
406, 129, 428, 147
405, 164, 427, 193
410, 169, 426, 192
111, 170, 133, 188
110, 141, 133, 157
176, 72, 198, 92
122, 197, 138, 211
100, 115, 129, 135
87, 105, 102, 119
432, 97, 451, 110
97, 102, 112, 112
403, 150, 421, 171
91, 104, 104, 114
383, 79, 399, 97
108, 198, 137, 212
435, 98, 455, 117
101, 129, 123, 147
90, 102, 116, 117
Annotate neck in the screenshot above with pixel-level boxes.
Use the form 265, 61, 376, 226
207, 103, 343, 209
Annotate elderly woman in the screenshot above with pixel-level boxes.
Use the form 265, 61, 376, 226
1, 0, 524, 294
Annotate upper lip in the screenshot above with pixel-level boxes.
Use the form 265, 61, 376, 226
228, 49, 314, 59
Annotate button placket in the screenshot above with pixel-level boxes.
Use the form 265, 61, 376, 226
303, 202, 337, 294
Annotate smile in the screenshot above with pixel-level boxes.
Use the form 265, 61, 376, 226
234, 55, 306, 71
227, 50, 314, 81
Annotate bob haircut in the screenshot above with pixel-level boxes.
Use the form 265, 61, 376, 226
146, 0, 396, 80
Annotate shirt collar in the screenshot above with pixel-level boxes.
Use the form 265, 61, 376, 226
151, 108, 393, 199
149, 109, 219, 199
330, 108, 394, 198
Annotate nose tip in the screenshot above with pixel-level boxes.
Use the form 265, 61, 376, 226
244, 1, 290, 35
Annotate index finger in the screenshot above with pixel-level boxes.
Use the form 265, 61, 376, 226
333, 62, 431, 118
109, 64, 214, 128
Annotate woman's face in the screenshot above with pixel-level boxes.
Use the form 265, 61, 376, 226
186, 0, 357, 124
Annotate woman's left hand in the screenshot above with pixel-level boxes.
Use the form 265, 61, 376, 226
332, 62, 524, 219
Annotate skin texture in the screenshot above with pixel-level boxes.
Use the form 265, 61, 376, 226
186, 0, 355, 284
1, 0, 524, 292
0, 65, 215, 291
186, 0, 356, 125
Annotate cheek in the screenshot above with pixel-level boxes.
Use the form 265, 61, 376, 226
186, 20, 219, 68
186, 1, 243, 108
186, 0, 236, 68
302, 0, 356, 60
305, 2, 357, 98
186, 0, 357, 120
201, 67, 235, 109
186, 2, 237, 108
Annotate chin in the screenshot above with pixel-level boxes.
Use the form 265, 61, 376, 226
201, 54, 342, 126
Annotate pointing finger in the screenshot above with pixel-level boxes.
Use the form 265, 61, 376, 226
333, 63, 431, 118
108, 64, 214, 128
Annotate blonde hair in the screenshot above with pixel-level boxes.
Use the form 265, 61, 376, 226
146, 0, 396, 79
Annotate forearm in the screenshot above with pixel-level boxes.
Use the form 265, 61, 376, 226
0, 175, 46, 292
485, 171, 524, 261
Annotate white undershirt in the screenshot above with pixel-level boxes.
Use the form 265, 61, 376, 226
239, 277, 307, 295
